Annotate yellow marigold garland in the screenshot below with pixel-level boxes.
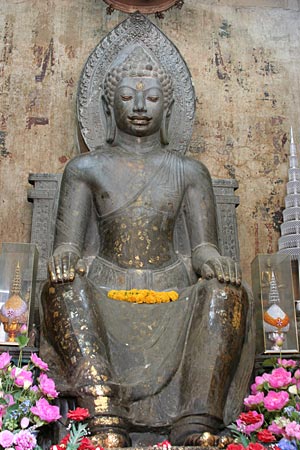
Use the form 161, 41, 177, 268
107, 289, 179, 304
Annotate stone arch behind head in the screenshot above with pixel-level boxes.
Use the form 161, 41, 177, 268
77, 13, 195, 154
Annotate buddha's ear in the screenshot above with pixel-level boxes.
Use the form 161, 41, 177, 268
160, 99, 174, 145
102, 94, 116, 144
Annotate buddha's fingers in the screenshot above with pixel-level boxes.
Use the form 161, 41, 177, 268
212, 258, 225, 283
225, 258, 236, 284
235, 262, 242, 286
48, 256, 58, 283
54, 255, 63, 282
201, 263, 214, 280
76, 259, 87, 276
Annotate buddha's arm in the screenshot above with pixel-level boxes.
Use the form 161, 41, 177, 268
184, 160, 241, 286
48, 159, 92, 283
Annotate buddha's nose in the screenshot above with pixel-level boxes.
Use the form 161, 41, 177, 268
133, 92, 146, 112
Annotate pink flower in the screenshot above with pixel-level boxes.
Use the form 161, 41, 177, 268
244, 392, 265, 408
285, 421, 300, 440
277, 358, 297, 368
14, 430, 37, 450
0, 353, 11, 370
4, 394, 15, 406
38, 373, 58, 398
268, 421, 284, 436
236, 411, 264, 434
294, 369, 300, 380
263, 390, 290, 411
31, 398, 61, 422
0, 404, 6, 418
10, 368, 33, 388
268, 367, 292, 389
251, 373, 270, 393
0, 430, 14, 448
30, 353, 49, 371
20, 417, 30, 429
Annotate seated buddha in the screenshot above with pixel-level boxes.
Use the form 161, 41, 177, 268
41, 46, 253, 448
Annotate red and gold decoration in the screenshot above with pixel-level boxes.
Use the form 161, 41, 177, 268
103, 0, 184, 15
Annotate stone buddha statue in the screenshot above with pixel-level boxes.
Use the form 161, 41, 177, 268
41, 40, 254, 448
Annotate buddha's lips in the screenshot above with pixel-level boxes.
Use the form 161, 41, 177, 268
128, 116, 152, 125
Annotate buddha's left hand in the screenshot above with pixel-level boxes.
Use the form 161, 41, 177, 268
200, 256, 242, 286
48, 249, 87, 283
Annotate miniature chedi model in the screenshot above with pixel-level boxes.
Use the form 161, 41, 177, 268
263, 272, 290, 351
278, 128, 300, 303
0, 262, 28, 342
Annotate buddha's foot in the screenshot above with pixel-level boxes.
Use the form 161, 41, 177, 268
184, 432, 233, 448
88, 417, 131, 448
90, 430, 131, 448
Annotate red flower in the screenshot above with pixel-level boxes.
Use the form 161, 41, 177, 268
157, 441, 171, 447
67, 407, 90, 421
227, 444, 246, 450
257, 429, 276, 443
59, 433, 96, 450
239, 411, 263, 425
60, 434, 70, 446
78, 437, 95, 450
247, 443, 265, 450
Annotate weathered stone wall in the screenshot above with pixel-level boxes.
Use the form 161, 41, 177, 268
0, 0, 299, 284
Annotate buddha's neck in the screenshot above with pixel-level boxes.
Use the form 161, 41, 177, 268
115, 130, 162, 155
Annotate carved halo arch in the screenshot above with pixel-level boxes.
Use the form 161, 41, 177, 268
77, 13, 195, 154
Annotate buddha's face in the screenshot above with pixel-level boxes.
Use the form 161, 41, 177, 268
113, 77, 164, 137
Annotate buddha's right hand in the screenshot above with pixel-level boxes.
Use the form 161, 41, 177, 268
48, 249, 86, 283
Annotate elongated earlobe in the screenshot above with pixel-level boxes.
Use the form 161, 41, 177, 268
102, 95, 116, 144
160, 99, 174, 145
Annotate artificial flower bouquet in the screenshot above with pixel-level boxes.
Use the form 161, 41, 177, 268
228, 358, 300, 450
50, 407, 104, 450
0, 333, 60, 450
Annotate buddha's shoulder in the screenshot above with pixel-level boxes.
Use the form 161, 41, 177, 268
169, 151, 211, 179
64, 147, 113, 172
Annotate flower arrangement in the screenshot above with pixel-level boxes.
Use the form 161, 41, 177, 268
0, 332, 60, 450
228, 358, 300, 450
51, 407, 103, 450
107, 289, 178, 304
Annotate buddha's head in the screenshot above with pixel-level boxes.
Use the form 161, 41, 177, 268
103, 46, 174, 144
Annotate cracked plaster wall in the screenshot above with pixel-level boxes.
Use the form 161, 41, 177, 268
0, 0, 300, 284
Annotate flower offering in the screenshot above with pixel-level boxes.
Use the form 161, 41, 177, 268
0, 333, 60, 450
107, 289, 179, 304
228, 358, 300, 449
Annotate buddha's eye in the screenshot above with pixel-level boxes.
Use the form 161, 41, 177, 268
147, 96, 159, 103
121, 95, 133, 101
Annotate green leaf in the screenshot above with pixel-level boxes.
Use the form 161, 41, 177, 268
6, 404, 19, 414
67, 422, 88, 450
16, 335, 29, 349
240, 435, 250, 447
262, 357, 277, 367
